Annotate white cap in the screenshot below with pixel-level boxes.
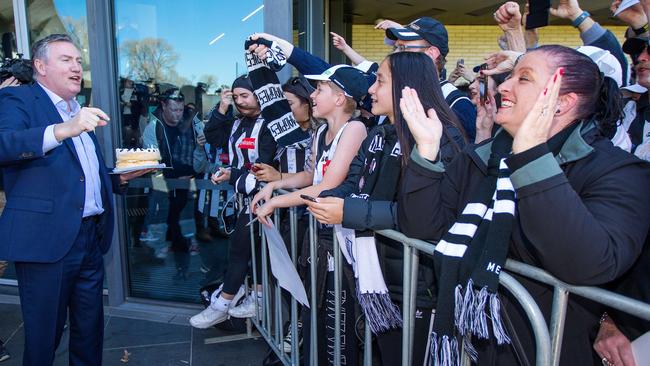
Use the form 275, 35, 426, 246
614, 0, 640, 16
576, 46, 623, 87
621, 83, 648, 94
354, 60, 375, 73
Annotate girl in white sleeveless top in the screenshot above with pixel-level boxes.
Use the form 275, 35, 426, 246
252, 65, 368, 223
252, 65, 369, 365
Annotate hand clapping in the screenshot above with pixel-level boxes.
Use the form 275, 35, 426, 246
512, 68, 564, 154
399, 87, 443, 161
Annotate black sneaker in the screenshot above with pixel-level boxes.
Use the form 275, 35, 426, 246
281, 321, 302, 353
0, 341, 10, 362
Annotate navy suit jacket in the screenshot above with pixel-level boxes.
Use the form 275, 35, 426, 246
0, 83, 117, 263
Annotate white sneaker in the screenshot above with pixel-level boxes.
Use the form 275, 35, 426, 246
190, 285, 246, 329
155, 246, 169, 259
228, 293, 262, 319
189, 306, 228, 329
139, 231, 158, 242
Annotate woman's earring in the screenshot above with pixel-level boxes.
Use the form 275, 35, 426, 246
555, 108, 561, 114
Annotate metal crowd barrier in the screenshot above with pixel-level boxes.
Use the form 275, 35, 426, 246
129, 177, 650, 366
248, 188, 650, 366
242, 188, 551, 366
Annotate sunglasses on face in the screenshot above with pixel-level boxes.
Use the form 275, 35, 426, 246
392, 44, 430, 53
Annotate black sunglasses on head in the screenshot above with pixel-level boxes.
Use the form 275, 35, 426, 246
289, 76, 314, 95
292, 76, 309, 87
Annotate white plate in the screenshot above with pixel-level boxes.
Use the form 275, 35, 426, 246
110, 163, 168, 174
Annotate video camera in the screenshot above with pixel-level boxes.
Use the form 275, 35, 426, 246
0, 54, 33, 84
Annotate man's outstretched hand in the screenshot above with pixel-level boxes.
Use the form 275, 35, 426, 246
119, 168, 155, 185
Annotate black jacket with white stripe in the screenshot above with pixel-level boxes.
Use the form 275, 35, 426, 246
398, 122, 650, 365
321, 121, 466, 307
204, 106, 277, 196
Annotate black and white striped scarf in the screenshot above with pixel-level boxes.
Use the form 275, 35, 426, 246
430, 132, 514, 365
429, 123, 580, 365
244, 37, 311, 149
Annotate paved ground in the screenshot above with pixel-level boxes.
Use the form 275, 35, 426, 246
0, 302, 268, 366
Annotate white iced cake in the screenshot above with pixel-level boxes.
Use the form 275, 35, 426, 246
115, 148, 161, 169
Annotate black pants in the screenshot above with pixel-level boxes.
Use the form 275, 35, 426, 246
279, 210, 309, 274
222, 209, 263, 295
375, 305, 434, 366
167, 189, 189, 251
302, 242, 360, 366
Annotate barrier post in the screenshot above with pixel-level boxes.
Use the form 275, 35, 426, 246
408, 248, 419, 365
401, 244, 413, 366
499, 272, 552, 366
261, 226, 271, 329
309, 215, 319, 366
273, 208, 284, 352
364, 316, 372, 366
248, 202, 261, 323
549, 287, 569, 366
289, 206, 300, 364
333, 230, 342, 366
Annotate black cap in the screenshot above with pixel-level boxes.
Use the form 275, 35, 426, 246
623, 35, 648, 56
160, 88, 184, 101
386, 17, 449, 56
472, 64, 487, 73
231, 74, 254, 92
304, 65, 369, 104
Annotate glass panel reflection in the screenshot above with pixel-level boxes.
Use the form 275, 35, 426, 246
27, 0, 92, 106
1, 0, 93, 283
0, 0, 16, 282
114, 1, 263, 303
0, 0, 16, 59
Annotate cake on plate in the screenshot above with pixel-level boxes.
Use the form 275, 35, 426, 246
115, 148, 162, 169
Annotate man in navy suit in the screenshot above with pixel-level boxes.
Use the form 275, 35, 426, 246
0, 34, 150, 365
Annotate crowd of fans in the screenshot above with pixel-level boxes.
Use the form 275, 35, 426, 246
8, 0, 643, 364
180, 0, 650, 365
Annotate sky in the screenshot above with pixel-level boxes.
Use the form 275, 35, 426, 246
54, 0, 265, 88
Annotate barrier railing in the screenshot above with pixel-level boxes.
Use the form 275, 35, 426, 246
247, 187, 650, 366
245, 192, 550, 365
128, 177, 650, 366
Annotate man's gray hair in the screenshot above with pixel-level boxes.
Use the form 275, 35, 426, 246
31, 34, 75, 61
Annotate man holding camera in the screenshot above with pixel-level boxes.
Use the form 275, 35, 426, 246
0, 34, 149, 365
0, 76, 19, 88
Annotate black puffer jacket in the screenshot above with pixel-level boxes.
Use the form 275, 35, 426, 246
398, 121, 650, 365
605, 233, 650, 341
321, 122, 465, 307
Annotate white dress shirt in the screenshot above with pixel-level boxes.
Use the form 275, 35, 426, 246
39, 83, 104, 217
